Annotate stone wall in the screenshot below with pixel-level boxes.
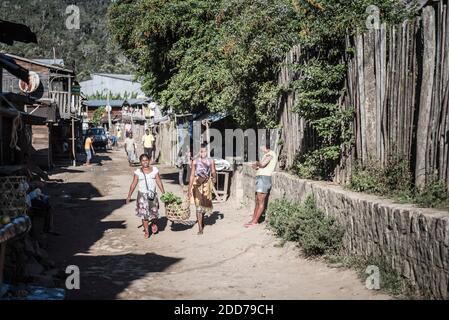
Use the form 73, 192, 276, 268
231, 164, 449, 299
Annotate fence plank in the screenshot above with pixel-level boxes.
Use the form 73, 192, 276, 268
277, 1, 448, 189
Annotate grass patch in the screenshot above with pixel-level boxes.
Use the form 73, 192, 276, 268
325, 253, 420, 299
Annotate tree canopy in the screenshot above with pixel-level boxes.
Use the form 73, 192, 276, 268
109, 0, 305, 127
109, 0, 410, 128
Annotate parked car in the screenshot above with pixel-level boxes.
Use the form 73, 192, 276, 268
86, 127, 108, 150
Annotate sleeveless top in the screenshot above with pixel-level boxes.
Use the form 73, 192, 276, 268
193, 157, 212, 178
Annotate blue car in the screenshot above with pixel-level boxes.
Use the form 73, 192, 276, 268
86, 127, 108, 150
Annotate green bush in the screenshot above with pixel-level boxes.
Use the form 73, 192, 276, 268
347, 157, 449, 209
414, 178, 449, 209
348, 156, 412, 197
294, 148, 341, 181
266, 195, 344, 257
266, 198, 297, 239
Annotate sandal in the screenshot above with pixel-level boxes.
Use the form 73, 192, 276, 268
144, 231, 150, 239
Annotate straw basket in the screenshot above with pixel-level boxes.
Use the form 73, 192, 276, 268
165, 197, 191, 221
0, 176, 27, 219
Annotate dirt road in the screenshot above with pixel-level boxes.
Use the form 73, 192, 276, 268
46, 149, 390, 300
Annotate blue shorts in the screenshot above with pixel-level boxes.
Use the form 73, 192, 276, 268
85, 149, 92, 161
255, 175, 272, 194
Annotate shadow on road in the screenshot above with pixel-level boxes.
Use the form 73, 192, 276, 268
205, 211, 224, 226
65, 252, 182, 299
156, 217, 169, 232
159, 171, 180, 185
48, 181, 103, 199
166, 211, 223, 232
46, 180, 183, 299
49, 168, 85, 175
170, 220, 197, 231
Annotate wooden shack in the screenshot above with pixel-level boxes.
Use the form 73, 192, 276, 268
1, 54, 83, 168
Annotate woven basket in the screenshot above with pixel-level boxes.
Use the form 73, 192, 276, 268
165, 197, 191, 221
0, 176, 27, 219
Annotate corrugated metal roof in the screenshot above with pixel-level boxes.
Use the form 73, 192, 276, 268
86, 100, 125, 108
126, 98, 150, 105
92, 74, 136, 82
86, 99, 151, 108
4, 53, 74, 74
33, 59, 65, 66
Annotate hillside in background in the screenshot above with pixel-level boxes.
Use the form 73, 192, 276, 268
0, 0, 135, 80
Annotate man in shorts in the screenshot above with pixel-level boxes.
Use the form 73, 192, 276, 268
245, 141, 277, 228
84, 135, 95, 166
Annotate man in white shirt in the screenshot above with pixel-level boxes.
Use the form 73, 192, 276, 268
142, 129, 155, 160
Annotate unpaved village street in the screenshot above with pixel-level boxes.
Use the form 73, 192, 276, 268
45, 149, 390, 300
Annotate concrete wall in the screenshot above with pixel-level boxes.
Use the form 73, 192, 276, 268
232, 164, 449, 299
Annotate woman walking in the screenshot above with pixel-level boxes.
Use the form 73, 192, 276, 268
124, 132, 137, 166
127, 154, 165, 239
188, 143, 216, 235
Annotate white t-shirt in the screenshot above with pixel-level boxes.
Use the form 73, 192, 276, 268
134, 167, 159, 194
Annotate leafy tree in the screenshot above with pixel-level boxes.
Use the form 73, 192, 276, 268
87, 91, 139, 100
92, 106, 106, 127
108, 0, 302, 128
108, 0, 414, 179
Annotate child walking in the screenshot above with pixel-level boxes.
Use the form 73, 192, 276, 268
127, 154, 165, 238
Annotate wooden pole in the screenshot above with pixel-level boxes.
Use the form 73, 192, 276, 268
206, 120, 211, 158
416, 6, 436, 189
48, 124, 52, 169
72, 116, 76, 167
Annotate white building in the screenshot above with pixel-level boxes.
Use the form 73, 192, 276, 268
80, 73, 145, 98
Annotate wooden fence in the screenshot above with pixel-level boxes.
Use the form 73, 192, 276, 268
279, 0, 449, 188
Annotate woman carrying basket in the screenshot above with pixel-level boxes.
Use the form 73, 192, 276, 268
126, 154, 165, 239
188, 143, 216, 235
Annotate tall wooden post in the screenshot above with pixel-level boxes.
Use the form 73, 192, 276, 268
416, 7, 436, 189
72, 116, 76, 167
68, 77, 76, 167
206, 120, 211, 158
48, 124, 52, 169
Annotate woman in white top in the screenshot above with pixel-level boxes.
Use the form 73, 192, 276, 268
127, 154, 165, 239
